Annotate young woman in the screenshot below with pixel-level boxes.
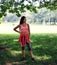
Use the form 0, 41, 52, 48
13, 16, 36, 62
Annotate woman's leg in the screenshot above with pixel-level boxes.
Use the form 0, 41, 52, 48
22, 47, 25, 58
26, 42, 36, 62
29, 50, 34, 58
26, 42, 34, 58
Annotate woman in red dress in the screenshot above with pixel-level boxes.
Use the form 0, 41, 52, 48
13, 16, 36, 62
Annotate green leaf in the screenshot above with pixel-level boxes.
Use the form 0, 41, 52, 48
0, 12, 3, 18
16, 13, 21, 17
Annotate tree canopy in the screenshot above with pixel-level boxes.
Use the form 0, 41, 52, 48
0, 0, 57, 18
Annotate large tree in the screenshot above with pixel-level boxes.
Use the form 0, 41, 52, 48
0, 0, 57, 18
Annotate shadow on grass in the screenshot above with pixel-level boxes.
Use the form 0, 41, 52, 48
0, 34, 57, 65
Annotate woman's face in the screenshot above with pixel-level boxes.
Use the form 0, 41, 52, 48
23, 18, 26, 23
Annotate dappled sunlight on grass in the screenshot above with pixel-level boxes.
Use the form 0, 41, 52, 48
10, 50, 21, 55
0, 34, 57, 65
35, 55, 52, 60
13, 39, 18, 42
32, 45, 42, 49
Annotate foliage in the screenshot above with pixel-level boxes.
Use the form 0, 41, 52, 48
39, 0, 57, 10
0, 0, 57, 18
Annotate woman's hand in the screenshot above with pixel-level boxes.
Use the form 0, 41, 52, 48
13, 25, 21, 33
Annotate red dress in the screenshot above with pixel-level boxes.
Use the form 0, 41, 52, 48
18, 24, 30, 47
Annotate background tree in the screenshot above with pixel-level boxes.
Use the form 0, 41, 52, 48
0, 0, 57, 18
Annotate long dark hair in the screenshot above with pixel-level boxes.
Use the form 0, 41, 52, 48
20, 16, 26, 24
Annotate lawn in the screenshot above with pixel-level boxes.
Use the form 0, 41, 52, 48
0, 34, 57, 65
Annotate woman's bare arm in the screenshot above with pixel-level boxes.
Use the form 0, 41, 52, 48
28, 24, 30, 37
28, 24, 32, 44
13, 25, 20, 33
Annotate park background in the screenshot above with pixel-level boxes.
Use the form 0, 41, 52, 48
0, 0, 57, 65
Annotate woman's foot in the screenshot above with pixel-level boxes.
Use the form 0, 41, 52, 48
20, 57, 26, 61
31, 58, 37, 62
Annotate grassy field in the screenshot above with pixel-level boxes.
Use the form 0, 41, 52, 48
0, 34, 57, 65
0, 23, 57, 34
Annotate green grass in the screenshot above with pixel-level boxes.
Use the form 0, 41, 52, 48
0, 34, 57, 65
